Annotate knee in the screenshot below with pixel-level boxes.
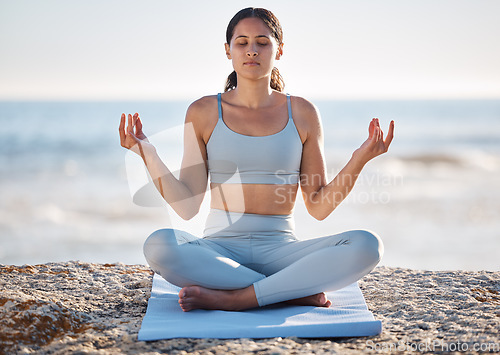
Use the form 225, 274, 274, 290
143, 228, 178, 264
350, 229, 384, 265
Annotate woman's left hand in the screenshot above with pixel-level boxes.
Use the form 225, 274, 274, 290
354, 118, 394, 164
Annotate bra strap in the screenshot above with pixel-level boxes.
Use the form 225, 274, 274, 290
217, 93, 223, 120
286, 93, 293, 120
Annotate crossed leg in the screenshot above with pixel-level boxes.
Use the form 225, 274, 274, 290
143, 229, 383, 311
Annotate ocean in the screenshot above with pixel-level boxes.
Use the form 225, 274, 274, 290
1, 99, 499, 270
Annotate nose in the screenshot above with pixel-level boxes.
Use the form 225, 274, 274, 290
246, 44, 258, 57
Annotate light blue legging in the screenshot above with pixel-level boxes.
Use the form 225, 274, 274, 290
143, 209, 383, 307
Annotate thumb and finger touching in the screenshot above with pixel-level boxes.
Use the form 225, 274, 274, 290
365, 118, 395, 155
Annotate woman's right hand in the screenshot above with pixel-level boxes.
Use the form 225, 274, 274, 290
119, 113, 155, 157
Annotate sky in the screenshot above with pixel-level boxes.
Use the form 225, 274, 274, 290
1, 0, 499, 101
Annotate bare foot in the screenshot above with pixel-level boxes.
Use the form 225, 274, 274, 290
178, 285, 258, 312
285, 292, 332, 307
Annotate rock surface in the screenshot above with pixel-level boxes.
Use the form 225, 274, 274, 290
0, 262, 498, 354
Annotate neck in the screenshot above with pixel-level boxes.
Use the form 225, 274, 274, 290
230, 76, 274, 109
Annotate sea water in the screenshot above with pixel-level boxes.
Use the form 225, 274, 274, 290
1, 99, 499, 270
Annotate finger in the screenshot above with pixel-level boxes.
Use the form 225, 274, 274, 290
384, 120, 395, 150
369, 126, 380, 148
127, 114, 133, 133
119, 113, 126, 141
373, 118, 383, 142
136, 116, 143, 132
133, 112, 138, 129
368, 119, 376, 139
375, 118, 382, 139
119, 113, 125, 131
376, 126, 382, 142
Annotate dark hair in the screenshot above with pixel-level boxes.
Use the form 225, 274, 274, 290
224, 7, 284, 92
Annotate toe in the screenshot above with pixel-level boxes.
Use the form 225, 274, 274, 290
179, 301, 191, 312
317, 293, 327, 304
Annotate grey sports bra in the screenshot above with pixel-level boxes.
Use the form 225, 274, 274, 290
206, 93, 303, 184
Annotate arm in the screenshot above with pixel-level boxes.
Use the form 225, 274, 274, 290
119, 102, 209, 220
298, 100, 394, 220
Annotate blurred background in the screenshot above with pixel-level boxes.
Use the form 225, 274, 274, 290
1, 0, 499, 270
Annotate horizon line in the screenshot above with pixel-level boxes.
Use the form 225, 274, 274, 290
1, 95, 500, 103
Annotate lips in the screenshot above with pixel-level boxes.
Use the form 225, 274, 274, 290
244, 61, 260, 66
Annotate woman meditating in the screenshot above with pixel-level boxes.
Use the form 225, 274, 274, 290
119, 7, 394, 312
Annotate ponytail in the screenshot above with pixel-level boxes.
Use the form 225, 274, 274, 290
224, 67, 285, 92
270, 67, 285, 92
224, 71, 238, 92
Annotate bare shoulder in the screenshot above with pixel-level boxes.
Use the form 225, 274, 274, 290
185, 95, 219, 142
289, 95, 322, 141
186, 95, 218, 122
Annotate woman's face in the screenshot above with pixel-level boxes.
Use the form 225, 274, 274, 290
225, 17, 283, 82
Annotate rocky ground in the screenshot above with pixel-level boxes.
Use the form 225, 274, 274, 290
0, 262, 498, 354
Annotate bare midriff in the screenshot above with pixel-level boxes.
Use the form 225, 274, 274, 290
209, 183, 299, 215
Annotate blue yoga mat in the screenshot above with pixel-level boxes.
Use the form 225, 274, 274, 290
138, 274, 381, 340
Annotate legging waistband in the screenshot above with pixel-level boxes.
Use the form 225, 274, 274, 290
203, 209, 296, 240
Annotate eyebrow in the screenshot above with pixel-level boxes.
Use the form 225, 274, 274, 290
235, 35, 270, 39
